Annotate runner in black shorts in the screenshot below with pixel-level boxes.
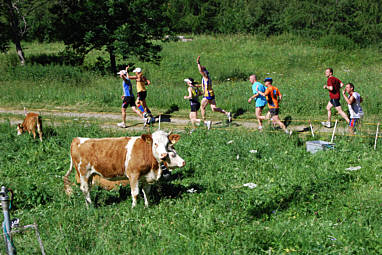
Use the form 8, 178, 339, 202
122, 96, 136, 108
184, 78, 209, 131
116, 68, 144, 128
329, 98, 341, 107
137, 91, 147, 101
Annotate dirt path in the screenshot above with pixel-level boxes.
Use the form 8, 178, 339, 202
0, 107, 352, 135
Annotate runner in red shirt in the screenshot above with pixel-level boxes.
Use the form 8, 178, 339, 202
321, 68, 350, 128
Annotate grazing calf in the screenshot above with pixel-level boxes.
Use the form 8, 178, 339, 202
63, 130, 186, 208
17, 112, 43, 142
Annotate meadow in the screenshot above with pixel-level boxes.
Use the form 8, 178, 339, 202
0, 35, 381, 254
0, 120, 381, 254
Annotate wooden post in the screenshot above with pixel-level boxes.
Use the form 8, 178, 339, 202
309, 120, 314, 137
158, 115, 161, 130
330, 120, 338, 143
374, 122, 380, 150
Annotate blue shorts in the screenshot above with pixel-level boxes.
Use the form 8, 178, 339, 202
204, 96, 215, 100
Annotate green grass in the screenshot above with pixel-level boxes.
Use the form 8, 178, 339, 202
0, 121, 381, 254
0, 34, 381, 122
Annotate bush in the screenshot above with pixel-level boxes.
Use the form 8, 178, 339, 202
317, 34, 358, 51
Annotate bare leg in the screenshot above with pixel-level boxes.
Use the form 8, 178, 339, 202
190, 112, 201, 128
121, 108, 126, 124
131, 106, 143, 118
200, 98, 208, 121
255, 107, 265, 128
335, 106, 350, 124
326, 101, 333, 122
209, 99, 228, 115
272, 115, 287, 131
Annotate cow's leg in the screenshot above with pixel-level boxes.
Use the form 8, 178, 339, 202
142, 184, 151, 208
79, 175, 92, 207
129, 175, 139, 208
32, 130, 36, 139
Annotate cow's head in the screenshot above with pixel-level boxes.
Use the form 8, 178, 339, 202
16, 124, 23, 135
141, 130, 185, 169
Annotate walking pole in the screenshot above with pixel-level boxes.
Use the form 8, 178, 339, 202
0, 186, 15, 255
374, 122, 380, 150
309, 120, 315, 137
330, 120, 338, 143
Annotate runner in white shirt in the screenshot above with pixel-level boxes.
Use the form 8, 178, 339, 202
342, 83, 363, 134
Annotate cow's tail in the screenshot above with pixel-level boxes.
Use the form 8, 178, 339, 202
63, 156, 74, 196
37, 116, 43, 142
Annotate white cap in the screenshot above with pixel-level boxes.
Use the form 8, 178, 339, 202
184, 78, 192, 83
132, 67, 142, 73
117, 70, 127, 75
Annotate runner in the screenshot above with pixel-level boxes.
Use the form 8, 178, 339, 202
342, 83, 364, 134
196, 56, 232, 123
127, 66, 154, 125
247, 74, 267, 131
116, 68, 144, 128
321, 68, 350, 128
183, 78, 211, 131
258, 77, 292, 135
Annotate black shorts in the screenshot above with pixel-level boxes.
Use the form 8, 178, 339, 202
190, 102, 200, 112
122, 96, 136, 108
269, 108, 279, 117
329, 98, 341, 107
137, 91, 147, 101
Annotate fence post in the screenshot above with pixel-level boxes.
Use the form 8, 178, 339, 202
374, 122, 380, 150
0, 186, 15, 255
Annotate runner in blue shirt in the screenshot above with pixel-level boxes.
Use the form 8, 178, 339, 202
247, 74, 267, 130
116, 67, 144, 128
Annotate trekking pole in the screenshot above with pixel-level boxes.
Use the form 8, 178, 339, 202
309, 120, 314, 137
330, 120, 338, 143
0, 186, 15, 255
374, 122, 380, 150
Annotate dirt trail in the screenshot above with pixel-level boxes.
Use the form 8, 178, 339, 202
0, 107, 351, 135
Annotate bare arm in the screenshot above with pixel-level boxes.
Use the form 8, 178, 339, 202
197, 56, 208, 80
323, 84, 333, 91
342, 90, 354, 105
184, 87, 193, 99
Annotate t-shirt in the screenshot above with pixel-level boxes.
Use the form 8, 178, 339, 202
252, 82, 267, 107
264, 85, 281, 109
123, 78, 134, 97
327, 76, 342, 99
348, 92, 364, 119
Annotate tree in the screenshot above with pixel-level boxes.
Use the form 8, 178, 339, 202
0, 0, 52, 64
52, 0, 171, 73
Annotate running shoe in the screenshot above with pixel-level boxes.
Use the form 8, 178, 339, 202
206, 121, 212, 130
227, 112, 232, 122
321, 121, 331, 128
117, 122, 127, 128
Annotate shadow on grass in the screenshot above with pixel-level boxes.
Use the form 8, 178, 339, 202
94, 168, 203, 207
43, 126, 58, 138
283, 115, 292, 128
163, 104, 179, 115
233, 108, 246, 118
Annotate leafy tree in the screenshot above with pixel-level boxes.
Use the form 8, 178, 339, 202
0, 0, 51, 64
51, 0, 171, 73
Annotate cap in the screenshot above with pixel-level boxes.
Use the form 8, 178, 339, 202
264, 77, 273, 83
132, 67, 142, 73
117, 70, 127, 75
184, 78, 195, 84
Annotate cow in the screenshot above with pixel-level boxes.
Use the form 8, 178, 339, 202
63, 130, 186, 208
16, 112, 43, 142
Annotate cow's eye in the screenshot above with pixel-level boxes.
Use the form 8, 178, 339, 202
170, 152, 176, 158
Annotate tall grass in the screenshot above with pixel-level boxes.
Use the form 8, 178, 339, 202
0, 34, 381, 120
0, 121, 381, 253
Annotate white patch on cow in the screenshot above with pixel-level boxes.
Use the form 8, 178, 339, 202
124, 137, 139, 176
79, 138, 90, 145
151, 130, 170, 161
144, 170, 158, 184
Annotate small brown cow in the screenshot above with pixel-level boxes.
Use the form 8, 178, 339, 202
17, 112, 43, 142
63, 130, 186, 208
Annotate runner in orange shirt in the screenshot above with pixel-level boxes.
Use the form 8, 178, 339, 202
258, 77, 291, 135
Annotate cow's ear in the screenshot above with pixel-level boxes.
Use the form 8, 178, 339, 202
141, 134, 153, 144
169, 134, 181, 144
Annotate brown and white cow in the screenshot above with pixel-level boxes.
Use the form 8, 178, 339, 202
63, 130, 185, 208
17, 112, 43, 142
